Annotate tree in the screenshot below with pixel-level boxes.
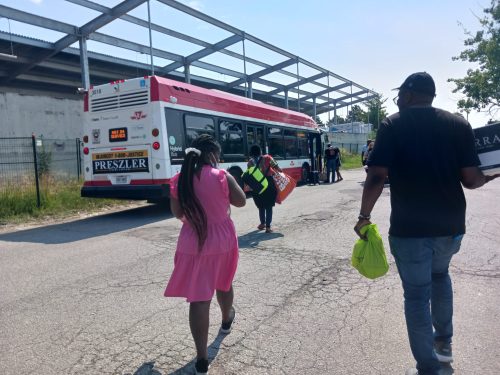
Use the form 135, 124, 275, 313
363, 95, 388, 131
315, 116, 325, 126
346, 105, 366, 122
449, 0, 499, 117
326, 115, 346, 127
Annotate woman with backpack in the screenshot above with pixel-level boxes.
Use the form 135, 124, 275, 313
248, 144, 282, 233
164, 134, 246, 375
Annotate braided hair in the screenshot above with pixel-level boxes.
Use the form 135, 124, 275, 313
178, 134, 221, 251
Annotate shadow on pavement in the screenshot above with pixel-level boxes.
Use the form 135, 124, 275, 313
167, 332, 228, 375
132, 362, 162, 375
0, 204, 173, 245
238, 229, 284, 249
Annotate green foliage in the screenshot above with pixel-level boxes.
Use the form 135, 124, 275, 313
326, 96, 388, 131
326, 115, 347, 126
339, 149, 363, 170
449, 0, 499, 117
347, 105, 366, 122
314, 116, 325, 125
0, 179, 127, 223
37, 142, 52, 177
364, 96, 389, 131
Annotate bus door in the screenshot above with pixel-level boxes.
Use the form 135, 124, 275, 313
308, 132, 322, 184
246, 124, 265, 155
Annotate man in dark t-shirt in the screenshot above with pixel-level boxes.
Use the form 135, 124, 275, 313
353, 72, 500, 375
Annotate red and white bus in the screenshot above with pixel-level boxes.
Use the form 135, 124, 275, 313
81, 76, 322, 201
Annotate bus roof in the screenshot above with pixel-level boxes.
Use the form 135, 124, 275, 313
150, 76, 318, 130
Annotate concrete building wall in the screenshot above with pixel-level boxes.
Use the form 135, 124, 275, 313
0, 89, 84, 139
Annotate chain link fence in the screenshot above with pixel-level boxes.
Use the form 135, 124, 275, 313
0, 136, 82, 207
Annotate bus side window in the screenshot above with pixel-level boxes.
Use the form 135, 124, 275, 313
165, 109, 185, 164
219, 120, 244, 161
184, 114, 215, 147
284, 129, 298, 159
267, 127, 284, 160
297, 131, 308, 158
247, 124, 265, 156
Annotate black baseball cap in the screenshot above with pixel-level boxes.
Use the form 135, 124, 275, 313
395, 72, 436, 96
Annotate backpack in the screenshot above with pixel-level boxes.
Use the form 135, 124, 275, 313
241, 157, 270, 194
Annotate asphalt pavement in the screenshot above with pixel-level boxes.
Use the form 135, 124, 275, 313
0, 168, 499, 375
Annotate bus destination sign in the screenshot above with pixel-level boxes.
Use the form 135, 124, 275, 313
92, 150, 149, 174
109, 127, 128, 142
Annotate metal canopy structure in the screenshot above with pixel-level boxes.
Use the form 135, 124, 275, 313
0, 0, 379, 118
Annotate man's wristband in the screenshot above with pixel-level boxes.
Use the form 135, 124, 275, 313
358, 213, 371, 220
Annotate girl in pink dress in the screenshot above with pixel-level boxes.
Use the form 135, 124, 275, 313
164, 134, 246, 375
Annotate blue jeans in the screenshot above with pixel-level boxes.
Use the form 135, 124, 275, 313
389, 235, 463, 375
259, 207, 273, 227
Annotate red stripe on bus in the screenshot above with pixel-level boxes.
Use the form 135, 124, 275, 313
149, 76, 317, 129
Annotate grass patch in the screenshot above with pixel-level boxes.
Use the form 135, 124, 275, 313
340, 149, 363, 169
0, 178, 130, 224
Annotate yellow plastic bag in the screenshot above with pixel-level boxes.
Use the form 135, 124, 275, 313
352, 224, 389, 279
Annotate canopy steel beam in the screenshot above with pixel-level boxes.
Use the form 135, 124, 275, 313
314, 93, 377, 112
163, 34, 243, 73
0, 0, 379, 113
0, 5, 78, 35
300, 82, 352, 101
2, 0, 147, 82
59, 1, 378, 97
226, 58, 297, 89
0, 31, 356, 107
267, 72, 327, 96
89, 32, 183, 62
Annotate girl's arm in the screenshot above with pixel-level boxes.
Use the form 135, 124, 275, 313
226, 173, 246, 207
170, 197, 184, 219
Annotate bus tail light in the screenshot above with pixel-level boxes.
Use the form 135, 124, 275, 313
83, 147, 89, 155
152, 142, 160, 150
152, 128, 159, 137
83, 135, 89, 143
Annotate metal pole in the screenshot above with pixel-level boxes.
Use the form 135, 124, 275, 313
242, 35, 248, 97
79, 37, 90, 90
296, 59, 300, 111
284, 89, 289, 109
147, 0, 154, 75
327, 74, 331, 123
31, 134, 41, 208
184, 61, 191, 83
334, 102, 337, 125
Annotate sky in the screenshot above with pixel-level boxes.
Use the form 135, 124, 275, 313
0, 0, 496, 127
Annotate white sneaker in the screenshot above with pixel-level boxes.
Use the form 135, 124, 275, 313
434, 341, 453, 363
